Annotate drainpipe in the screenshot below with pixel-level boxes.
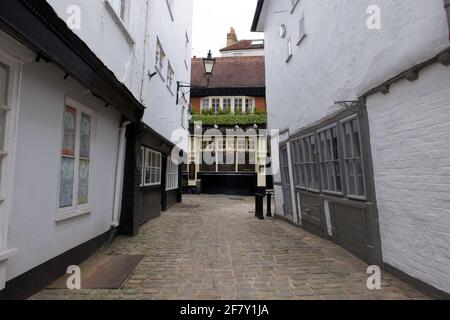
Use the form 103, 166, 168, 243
112, 121, 131, 228
445, 0, 450, 41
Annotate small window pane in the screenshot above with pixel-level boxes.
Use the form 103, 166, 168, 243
342, 118, 365, 197
59, 157, 75, 208
80, 113, 91, 159
63, 106, 77, 156
78, 159, 90, 204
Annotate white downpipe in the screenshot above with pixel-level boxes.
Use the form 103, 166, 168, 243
112, 121, 131, 227
286, 142, 299, 224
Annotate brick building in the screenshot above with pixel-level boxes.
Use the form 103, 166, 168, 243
186, 29, 269, 196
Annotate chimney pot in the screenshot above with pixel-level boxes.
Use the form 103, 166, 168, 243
227, 27, 238, 47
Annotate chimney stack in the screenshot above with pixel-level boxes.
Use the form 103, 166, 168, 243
227, 27, 238, 47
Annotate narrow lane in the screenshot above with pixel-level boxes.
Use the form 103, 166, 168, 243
33, 195, 426, 300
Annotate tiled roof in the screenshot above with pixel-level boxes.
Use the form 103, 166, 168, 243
191, 56, 265, 88
220, 39, 264, 52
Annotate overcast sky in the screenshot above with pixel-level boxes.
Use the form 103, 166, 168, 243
192, 0, 264, 58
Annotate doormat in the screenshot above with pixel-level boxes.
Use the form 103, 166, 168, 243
229, 197, 245, 201
47, 255, 144, 289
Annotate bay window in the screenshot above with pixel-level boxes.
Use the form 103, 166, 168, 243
290, 113, 367, 200
58, 101, 94, 211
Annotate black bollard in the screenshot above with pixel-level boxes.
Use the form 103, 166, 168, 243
255, 192, 265, 220
266, 192, 272, 217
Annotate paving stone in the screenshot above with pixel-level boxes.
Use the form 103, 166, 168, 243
31, 195, 428, 301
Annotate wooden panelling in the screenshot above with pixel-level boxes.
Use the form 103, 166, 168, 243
299, 192, 326, 238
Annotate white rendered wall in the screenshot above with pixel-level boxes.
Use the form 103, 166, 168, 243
259, 0, 449, 134
47, 0, 193, 150
142, 0, 193, 151
6, 60, 122, 281
367, 63, 450, 294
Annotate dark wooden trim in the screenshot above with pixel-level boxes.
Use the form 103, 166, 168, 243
358, 99, 383, 265
286, 105, 383, 265
383, 263, 450, 300
191, 86, 265, 97
0, 230, 112, 300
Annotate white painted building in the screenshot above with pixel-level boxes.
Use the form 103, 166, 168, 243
48, 0, 193, 147
0, 0, 193, 298
253, 0, 450, 297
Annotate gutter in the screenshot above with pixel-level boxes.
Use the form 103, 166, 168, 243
445, 0, 450, 41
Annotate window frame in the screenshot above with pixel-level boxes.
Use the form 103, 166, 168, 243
166, 61, 175, 93
340, 115, 367, 200
291, 138, 307, 188
201, 98, 210, 112
166, 156, 179, 191
211, 98, 221, 114
141, 146, 162, 187
155, 38, 166, 77
234, 98, 244, 113
245, 98, 255, 114
317, 124, 343, 195
0, 51, 21, 258
302, 133, 320, 192
56, 98, 96, 221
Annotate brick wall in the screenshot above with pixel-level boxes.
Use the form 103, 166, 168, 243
255, 97, 266, 113
191, 97, 201, 113
367, 63, 450, 294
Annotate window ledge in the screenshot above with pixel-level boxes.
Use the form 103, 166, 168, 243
104, 0, 135, 47
55, 208, 91, 222
0, 248, 18, 262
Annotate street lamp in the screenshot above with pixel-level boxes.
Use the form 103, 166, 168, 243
203, 50, 216, 77
176, 50, 216, 105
